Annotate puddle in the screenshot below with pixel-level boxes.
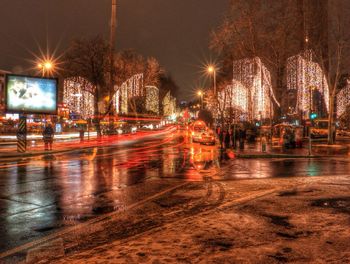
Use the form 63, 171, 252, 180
202, 237, 234, 251
311, 197, 350, 214
92, 205, 116, 214
263, 214, 293, 228
278, 190, 298, 197
154, 195, 193, 208
33, 225, 59, 233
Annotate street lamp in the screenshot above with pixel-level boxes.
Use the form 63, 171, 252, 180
37, 60, 54, 77
207, 65, 217, 95
197, 91, 203, 109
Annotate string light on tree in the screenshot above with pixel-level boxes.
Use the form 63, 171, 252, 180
113, 73, 144, 114
337, 83, 350, 118
286, 50, 329, 118
145, 86, 160, 114
63, 77, 95, 119
232, 57, 278, 121
207, 57, 277, 122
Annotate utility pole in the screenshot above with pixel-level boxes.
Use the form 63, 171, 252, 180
109, 0, 117, 133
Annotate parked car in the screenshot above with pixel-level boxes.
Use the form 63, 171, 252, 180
199, 131, 216, 145
337, 129, 350, 137
310, 119, 336, 140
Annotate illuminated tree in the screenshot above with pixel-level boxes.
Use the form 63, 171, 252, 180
145, 86, 160, 115
159, 74, 179, 115
286, 50, 329, 119
162, 91, 176, 117
144, 57, 162, 87
63, 36, 110, 137
210, 0, 303, 112
63, 77, 95, 119
311, 5, 350, 144
339, 105, 350, 129
114, 51, 162, 116
114, 50, 145, 86
337, 82, 350, 118
207, 58, 277, 126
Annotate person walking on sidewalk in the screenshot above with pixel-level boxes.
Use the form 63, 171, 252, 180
43, 124, 54, 151
219, 128, 224, 149
79, 128, 85, 142
225, 128, 231, 149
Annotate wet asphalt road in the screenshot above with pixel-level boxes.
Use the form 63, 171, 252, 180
1, 129, 350, 256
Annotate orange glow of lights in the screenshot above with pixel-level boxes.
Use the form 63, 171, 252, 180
207, 65, 215, 73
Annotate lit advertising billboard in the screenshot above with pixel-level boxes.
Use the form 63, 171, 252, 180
5, 74, 58, 114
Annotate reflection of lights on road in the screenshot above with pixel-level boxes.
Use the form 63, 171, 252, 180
189, 145, 216, 171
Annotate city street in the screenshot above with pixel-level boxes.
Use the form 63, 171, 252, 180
1, 128, 350, 263
2, 1, 350, 263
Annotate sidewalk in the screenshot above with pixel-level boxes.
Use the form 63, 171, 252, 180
230, 140, 349, 159
0, 127, 175, 159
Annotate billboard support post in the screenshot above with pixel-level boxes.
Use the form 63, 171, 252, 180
17, 115, 27, 153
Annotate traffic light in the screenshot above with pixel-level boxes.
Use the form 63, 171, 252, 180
310, 112, 318, 120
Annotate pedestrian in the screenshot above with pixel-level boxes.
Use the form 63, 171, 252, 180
216, 126, 221, 137
43, 123, 54, 151
79, 128, 85, 142
225, 128, 231, 149
261, 133, 267, 152
219, 129, 224, 149
231, 126, 236, 149
239, 128, 245, 150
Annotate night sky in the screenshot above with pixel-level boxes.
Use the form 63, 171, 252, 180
0, 0, 229, 100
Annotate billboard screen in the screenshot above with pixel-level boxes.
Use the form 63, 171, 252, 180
5, 74, 58, 114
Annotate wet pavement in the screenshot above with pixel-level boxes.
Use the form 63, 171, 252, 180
0, 128, 350, 262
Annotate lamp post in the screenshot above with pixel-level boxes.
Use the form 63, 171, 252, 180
308, 85, 314, 156
197, 91, 203, 109
207, 65, 216, 95
108, 0, 117, 134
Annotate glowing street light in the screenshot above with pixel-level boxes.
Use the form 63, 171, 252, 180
37, 60, 54, 77
44, 61, 53, 70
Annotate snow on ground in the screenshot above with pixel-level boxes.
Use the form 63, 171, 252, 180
40, 175, 350, 264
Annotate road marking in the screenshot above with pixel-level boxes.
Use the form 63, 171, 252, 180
0, 181, 189, 260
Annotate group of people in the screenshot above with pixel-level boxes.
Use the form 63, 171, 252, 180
216, 125, 246, 149
280, 127, 303, 149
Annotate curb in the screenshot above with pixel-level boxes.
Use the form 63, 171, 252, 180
234, 153, 325, 159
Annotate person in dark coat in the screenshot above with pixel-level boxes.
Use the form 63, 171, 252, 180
219, 129, 224, 149
231, 125, 238, 149
225, 129, 231, 149
238, 128, 245, 150
43, 124, 54, 151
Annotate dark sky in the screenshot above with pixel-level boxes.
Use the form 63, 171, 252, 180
0, 0, 229, 100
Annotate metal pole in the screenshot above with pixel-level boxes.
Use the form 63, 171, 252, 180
109, 0, 117, 133
213, 70, 217, 95
269, 88, 273, 144
309, 86, 312, 156
201, 93, 203, 109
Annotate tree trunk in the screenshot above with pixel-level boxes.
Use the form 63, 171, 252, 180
327, 94, 335, 145
94, 89, 102, 138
